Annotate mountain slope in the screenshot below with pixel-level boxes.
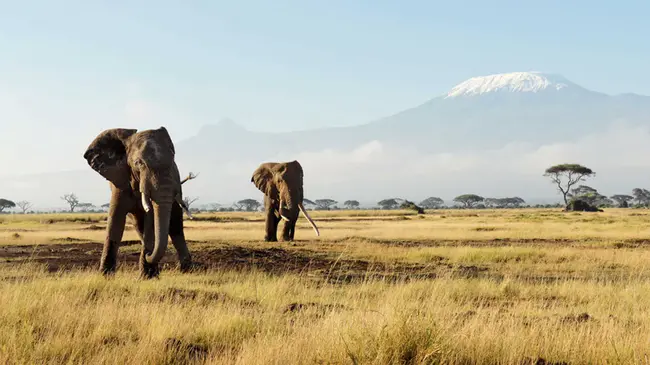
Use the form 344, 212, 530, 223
178, 72, 650, 158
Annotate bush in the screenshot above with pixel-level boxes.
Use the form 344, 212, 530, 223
565, 198, 603, 212
400, 200, 425, 214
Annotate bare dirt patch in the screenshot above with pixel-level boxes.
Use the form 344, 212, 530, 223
0, 243, 456, 283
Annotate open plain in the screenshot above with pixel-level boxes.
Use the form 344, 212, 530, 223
1, 208, 650, 364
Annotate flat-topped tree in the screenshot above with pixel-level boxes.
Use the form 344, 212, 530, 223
420, 197, 444, 209
343, 200, 360, 209
568, 185, 612, 207
484, 197, 526, 208
77, 203, 96, 212
315, 199, 337, 210
453, 194, 484, 208
0, 199, 16, 213
377, 198, 399, 210
400, 200, 425, 214
544, 164, 595, 205
611, 194, 634, 208
236, 198, 260, 212
632, 188, 650, 207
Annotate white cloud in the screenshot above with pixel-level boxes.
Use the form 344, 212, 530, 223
4, 122, 650, 209
251, 122, 650, 202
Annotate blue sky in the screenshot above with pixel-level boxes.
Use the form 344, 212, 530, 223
1, 0, 649, 175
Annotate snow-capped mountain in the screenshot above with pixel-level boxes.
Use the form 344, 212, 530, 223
176, 71, 650, 161
444, 71, 576, 98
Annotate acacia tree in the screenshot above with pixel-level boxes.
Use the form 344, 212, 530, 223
377, 198, 400, 210
632, 188, 650, 207
611, 194, 634, 208
400, 200, 425, 214
568, 185, 612, 207
0, 199, 16, 213
544, 164, 595, 205
420, 197, 444, 209
315, 199, 338, 210
236, 199, 261, 212
61, 193, 80, 212
453, 194, 484, 208
16, 201, 33, 214
484, 197, 526, 208
343, 200, 360, 209
77, 203, 96, 212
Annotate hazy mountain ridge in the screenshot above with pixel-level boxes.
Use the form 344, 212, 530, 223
179, 72, 650, 156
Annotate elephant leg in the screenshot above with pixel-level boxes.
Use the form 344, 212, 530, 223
289, 220, 296, 241
169, 202, 193, 272
264, 196, 279, 242
100, 189, 130, 276
281, 219, 296, 241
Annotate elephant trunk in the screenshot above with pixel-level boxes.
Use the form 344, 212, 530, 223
279, 192, 295, 222
145, 201, 172, 264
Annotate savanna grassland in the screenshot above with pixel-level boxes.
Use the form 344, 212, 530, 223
2, 208, 650, 364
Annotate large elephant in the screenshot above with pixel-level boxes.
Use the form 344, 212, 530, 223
251, 160, 319, 241
83, 127, 195, 278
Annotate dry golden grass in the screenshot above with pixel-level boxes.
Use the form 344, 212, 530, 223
2, 208, 650, 364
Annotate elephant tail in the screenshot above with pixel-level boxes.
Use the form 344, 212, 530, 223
298, 203, 320, 237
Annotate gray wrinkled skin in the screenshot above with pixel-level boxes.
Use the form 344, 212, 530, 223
251, 160, 319, 242
83, 127, 194, 278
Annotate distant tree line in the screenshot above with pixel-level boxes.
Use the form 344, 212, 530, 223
2, 162, 646, 214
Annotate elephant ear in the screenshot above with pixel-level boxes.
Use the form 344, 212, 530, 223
156, 126, 176, 155
83, 128, 137, 189
288, 160, 303, 177
251, 163, 276, 195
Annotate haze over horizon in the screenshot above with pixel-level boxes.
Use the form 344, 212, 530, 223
2, 1, 650, 209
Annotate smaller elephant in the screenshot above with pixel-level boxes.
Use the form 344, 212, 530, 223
83, 127, 196, 278
251, 160, 319, 241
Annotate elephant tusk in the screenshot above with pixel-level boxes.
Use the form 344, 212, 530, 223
175, 195, 194, 220
299, 203, 320, 236
278, 197, 289, 221
141, 194, 153, 213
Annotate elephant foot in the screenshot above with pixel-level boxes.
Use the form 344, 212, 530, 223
100, 265, 116, 277
280, 233, 294, 242
139, 252, 160, 279
264, 236, 278, 242
139, 262, 160, 279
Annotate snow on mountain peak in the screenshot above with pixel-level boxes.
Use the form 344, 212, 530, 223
445, 72, 572, 98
